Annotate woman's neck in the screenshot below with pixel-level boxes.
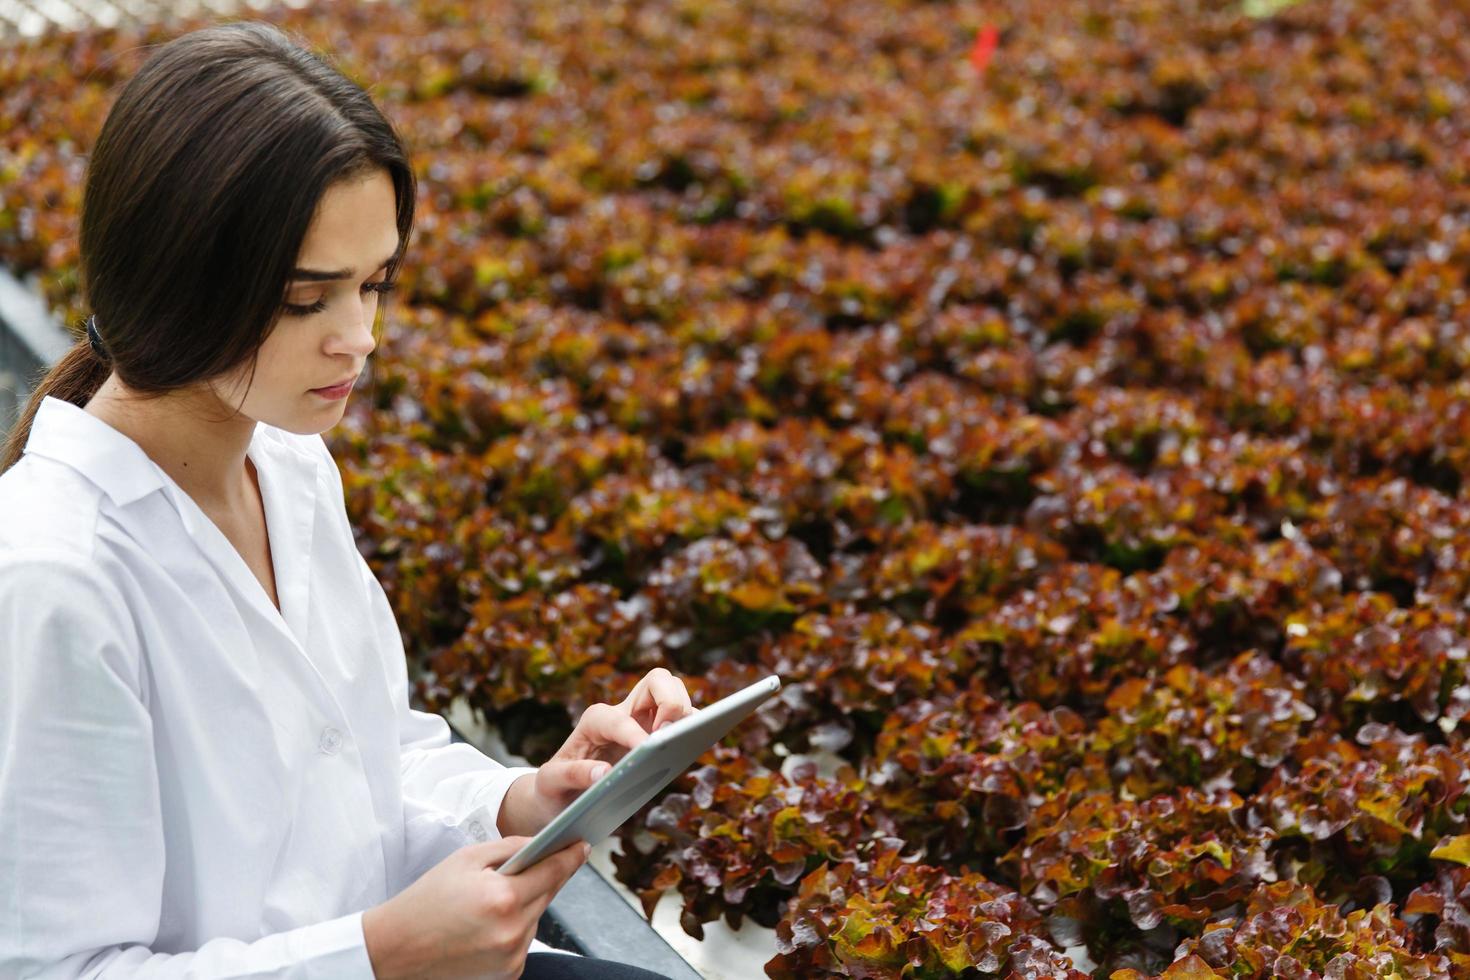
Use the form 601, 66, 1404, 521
82, 373, 258, 514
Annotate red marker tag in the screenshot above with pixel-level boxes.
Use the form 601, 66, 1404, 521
970, 24, 999, 74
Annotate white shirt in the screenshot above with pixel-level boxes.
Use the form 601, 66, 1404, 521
0, 395, 540, 978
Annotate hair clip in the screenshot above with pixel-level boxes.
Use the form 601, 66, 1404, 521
85, 315, 110, 362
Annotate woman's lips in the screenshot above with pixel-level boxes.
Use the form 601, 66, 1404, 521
310, 378, 355, 399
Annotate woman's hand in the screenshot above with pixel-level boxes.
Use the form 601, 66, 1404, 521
496, 667, 694, 838
363, 836, 587, 980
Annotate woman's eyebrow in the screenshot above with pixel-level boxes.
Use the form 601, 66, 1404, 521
290, 252, 398, 282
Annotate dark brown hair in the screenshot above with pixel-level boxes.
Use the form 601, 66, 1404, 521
0, 18, 415, 473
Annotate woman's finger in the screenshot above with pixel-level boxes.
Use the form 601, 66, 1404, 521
506, 838, 590, 899
622, 667, 694, 731
577, 702, 651, 755
539, 757, 612, 800
649, 676, 694, 731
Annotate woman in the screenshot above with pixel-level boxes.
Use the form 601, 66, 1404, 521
0, 19, 689, 980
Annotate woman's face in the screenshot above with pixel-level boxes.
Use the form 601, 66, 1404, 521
210, 168, 400, 435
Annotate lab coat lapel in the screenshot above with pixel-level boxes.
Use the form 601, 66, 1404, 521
249, 433, 318, 652
156, 428, 319, 657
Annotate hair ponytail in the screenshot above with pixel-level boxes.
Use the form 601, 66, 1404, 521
0, 328, 112, 475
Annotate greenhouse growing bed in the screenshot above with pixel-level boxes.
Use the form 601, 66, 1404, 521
8, 0, 1470, 975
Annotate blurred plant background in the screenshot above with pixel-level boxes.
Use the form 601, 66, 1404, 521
5, 0, 1470, 976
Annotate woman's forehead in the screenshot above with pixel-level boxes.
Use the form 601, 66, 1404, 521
293, 172, 400, 277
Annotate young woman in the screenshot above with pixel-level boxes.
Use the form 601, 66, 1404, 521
0, 20, 690, 980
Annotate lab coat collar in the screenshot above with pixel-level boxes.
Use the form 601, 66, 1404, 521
24, 394, 174, 508
23, 394, 322, 650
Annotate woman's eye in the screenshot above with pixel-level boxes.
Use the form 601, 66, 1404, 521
282, 297, 328, 316
282, 279, 397, 317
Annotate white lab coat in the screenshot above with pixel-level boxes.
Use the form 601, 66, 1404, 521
0, 394, 546, 977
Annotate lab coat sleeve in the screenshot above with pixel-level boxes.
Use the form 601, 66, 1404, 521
357, 550, 536, 857
0, 551, 377, 979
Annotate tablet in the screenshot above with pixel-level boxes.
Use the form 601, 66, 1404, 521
496, 674, 782, 875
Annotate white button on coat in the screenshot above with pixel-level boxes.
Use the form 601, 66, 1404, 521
0, 396, 543, 977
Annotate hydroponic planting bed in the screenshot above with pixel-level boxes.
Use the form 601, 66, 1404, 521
6, 0, 1470, 976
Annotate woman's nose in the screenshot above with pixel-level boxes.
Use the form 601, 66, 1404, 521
328, 304, 377, 358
